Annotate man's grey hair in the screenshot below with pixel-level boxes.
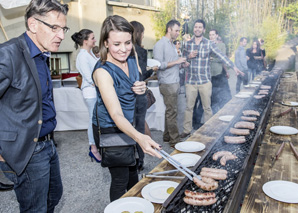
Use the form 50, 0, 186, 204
25, 0, 69, 30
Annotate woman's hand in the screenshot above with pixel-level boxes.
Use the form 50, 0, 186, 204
136, 134, 162, 158
132, 81, 147, 95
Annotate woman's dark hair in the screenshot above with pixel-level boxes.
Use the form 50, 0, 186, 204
25, 0, 69, 30
250, 39, 261, 52
99, 15, 135, 64
71, 29, 93, 49
130, 21, 144, 47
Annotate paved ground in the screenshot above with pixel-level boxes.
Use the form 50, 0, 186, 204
0, 70, 241, 213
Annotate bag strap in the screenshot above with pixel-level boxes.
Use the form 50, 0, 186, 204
95, 102, 101, 136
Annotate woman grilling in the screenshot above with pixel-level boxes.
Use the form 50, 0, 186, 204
92, 15, 161, 201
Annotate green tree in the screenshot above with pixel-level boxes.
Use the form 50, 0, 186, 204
151, 0, 182, 40
282, 2, 298, 34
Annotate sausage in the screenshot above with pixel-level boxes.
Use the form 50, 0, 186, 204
242, 110, 260, 116
241, 116, 257, 121
220, 154, 238, 166
193, 176, 219, 191
183, 196, 217, 206
254, 95, 266, 99
234, 121, 255, 130
184, 190, 216, 199
224, 136, 246, 144
200, 171, 227, 180
260, 85, 271, 90
201, 167, 228, 175
201, 176, 216, 184
230, 128, 250, 135
212, 151, 233, 160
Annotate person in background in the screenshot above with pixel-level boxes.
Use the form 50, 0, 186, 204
153, 20, 187, 147
181, 19, 243, 139
173, 40, 182, 56
92, 15, 161, 202
0, 0, 68, 212
246, 39, 263, 80
209, 29, 232, 114
92, 45, 100, 59
235, 37, 249, 93
71, 29, 101, 163
259, 38, 266, 70
130, 20, 157, 171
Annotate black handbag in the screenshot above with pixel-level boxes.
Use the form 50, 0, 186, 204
95, 106, 137, 168
146, 88, 156, 109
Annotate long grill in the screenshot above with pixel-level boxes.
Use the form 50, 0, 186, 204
162, 69, 283, 213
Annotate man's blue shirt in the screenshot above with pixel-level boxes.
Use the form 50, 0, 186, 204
24, 32, 56, 137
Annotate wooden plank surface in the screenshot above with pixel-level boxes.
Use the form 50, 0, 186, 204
241, 72, 298, 213
122, 85, 260, 212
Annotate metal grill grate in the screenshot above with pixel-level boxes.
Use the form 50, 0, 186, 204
162, 70, 282, 213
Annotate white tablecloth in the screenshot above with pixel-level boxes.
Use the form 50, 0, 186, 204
53, 87, 89, 131
145, 86, 165, 131
53, 86, 165, 132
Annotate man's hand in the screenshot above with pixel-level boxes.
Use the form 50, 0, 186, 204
188, 50, 198, 59
176, 57, 187, 65
182, 61, 190, 68
234, 67, 244, 76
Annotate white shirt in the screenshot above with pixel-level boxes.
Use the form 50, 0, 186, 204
76, 49, 98, 99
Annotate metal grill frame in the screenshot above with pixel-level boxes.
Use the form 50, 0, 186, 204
162, 69, 283, 213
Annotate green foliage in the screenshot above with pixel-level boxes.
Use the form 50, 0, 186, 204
151, 0, 180, 41
282, 2, 298, 33
260, 16, 286, 60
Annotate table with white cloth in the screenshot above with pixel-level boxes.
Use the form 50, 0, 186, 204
53, 87, 89, 131
145, 86, 165, 131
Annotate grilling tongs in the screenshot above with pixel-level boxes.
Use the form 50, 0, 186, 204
156, 149, 201, 181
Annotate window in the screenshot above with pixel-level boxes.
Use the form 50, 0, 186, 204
50, 52, 70, 74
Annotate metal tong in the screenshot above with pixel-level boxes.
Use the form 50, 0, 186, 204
271, 140, 298, 167
143, 169, 184, 180
155, 149, 201, 181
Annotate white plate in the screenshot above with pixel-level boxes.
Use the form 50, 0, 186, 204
171, 153, 201, 167
270, 126, 298, 135
245, 84, 259, 88
281, 101, 298, 107
235, 94, 250, 98
263, 180, 298, 203
141, 181, 178, 204
251, 81, 262, 84
219, 115, 234, 122
175, 141, 206, 152
104, 197, 154, 213
147, 59, 161, 67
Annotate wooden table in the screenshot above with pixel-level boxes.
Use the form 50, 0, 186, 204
122, 84, 259, 212
241, 72, 298, 213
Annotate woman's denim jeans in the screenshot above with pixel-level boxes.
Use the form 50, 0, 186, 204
0, 139, 63, 213
84, 97, 97, 145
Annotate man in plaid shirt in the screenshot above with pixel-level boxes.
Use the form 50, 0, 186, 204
180, 19, 243, 138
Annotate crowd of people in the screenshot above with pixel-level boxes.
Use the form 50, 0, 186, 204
0, 0, 267, 211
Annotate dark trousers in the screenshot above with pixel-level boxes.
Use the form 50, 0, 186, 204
236, 70, 249, 93
108, 165, 138, 201
211, 73, 232, 114
134, 94, 147, 165
92, 124, 139, 202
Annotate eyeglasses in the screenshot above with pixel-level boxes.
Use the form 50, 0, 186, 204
34, 18, 70, 34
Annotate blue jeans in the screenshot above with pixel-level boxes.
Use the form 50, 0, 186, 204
84, 98, 97, 145
0, 139, 63, 213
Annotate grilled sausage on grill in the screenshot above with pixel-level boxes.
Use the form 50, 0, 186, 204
183, 196, 217, 206
241, 116, 257, 121
230, 128, 250, 135
193, 176, 219, 191
201, 167, 228, 175
242, 110, 260, 116
234, 121, 255, 129
212, 151, 233, 160
224, 136, 246, 144
254, 95, 266, 99
220, 154, 237, 166
184, 190, 216, 199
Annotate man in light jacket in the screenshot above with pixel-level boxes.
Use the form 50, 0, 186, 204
235, 37, 249, 93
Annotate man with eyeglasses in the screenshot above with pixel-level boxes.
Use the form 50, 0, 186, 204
0, 0, 68, 212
